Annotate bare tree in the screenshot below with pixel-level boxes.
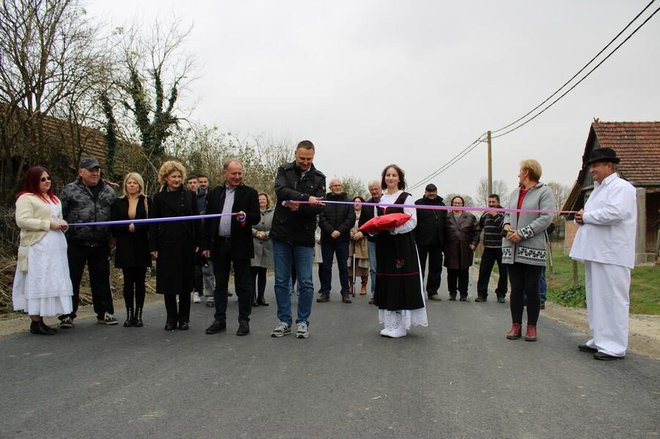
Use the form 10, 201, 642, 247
0, 0, 108, 201
163, 126, 292, 199
475, 177, 509, 207
102, 18, 195, 185
546, 181, 571, 214
341, 176, 369, 200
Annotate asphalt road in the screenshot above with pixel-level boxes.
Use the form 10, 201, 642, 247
1, 269, 659, 439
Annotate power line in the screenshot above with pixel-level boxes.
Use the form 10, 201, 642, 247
492, 5, 660, 139
491, 0, 657, 135
408, 133, 486, 191
410, 2, 658, 189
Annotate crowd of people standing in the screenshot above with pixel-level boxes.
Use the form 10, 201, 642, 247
11, 144, 637, 359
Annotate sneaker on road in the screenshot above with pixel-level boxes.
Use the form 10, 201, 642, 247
97, 313, 118, 325
296, 322, 309, 339
205, 298, 215, 308
59, 316, 74, 329
271, 321, 291, 338
192, 291, 201, 303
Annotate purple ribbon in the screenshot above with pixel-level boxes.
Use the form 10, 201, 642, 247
285, 199, 574, 215
69, 212, 237, 227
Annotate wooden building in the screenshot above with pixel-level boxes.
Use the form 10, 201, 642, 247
562, 120, 660, 265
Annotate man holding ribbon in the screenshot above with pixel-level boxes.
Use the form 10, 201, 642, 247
269, 140, 326, 339
202, 159, 260, 336
570, 147, 637, 361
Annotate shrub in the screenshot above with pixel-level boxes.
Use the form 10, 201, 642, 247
548, 284, 586, 308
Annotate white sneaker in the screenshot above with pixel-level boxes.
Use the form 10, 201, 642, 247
296, 322, 309, 339
192, 292, 201, 303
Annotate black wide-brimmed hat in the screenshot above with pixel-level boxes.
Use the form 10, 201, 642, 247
584, 147, 620, 167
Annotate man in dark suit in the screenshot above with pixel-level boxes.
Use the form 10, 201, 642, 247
201, 159, 260, 336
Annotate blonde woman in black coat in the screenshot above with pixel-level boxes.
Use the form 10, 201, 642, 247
149, 161, 201, 331
111, 172, 151, 327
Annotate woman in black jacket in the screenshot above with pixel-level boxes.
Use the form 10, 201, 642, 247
444, 196, 480, 301
111, 172, 151, 327
149, 161, 201, 331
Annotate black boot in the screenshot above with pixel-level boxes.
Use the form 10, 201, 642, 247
124, 308, 135, 327
39, 319, 57, 334
30, 320, 54, 335
134, 308, 143, 327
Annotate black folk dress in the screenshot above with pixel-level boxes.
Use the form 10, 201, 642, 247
374, 191, 425, 311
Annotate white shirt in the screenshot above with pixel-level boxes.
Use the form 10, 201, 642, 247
218, 186, 236, 237
569, 173, 637, 269
378, 191, 417, 235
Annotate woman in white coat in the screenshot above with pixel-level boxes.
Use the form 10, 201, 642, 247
13, 166, 73, 335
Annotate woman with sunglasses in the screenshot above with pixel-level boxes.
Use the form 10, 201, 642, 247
13, 166, 73, 335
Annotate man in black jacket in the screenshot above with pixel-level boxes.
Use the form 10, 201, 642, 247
60, 157, 117, 327
414, 184, 446, 301
202, 159, 260, 336
317, 178, 355, 303
357, 181, 382, 304
269, 141, 326, 339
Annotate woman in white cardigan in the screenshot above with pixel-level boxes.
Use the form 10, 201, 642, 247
13, 166, 73, 335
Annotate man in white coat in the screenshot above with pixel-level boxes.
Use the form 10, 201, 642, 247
570, 147, 637, 361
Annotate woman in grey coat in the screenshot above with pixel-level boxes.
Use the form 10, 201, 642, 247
502, 159, 555, 342
251, 193, 274, 306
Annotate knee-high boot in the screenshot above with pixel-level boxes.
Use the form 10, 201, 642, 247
134, 307, 143, 327
123, 308, 135, 327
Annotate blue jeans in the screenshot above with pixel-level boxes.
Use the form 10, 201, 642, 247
273, 239, 314, 326
368, 240, 377, 296
319, 239, 350, 296
539, 266, 547, 304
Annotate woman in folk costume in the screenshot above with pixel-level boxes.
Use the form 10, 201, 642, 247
373, 164, 427, 338
348, 196, 370, 296
13, 166, 73, 335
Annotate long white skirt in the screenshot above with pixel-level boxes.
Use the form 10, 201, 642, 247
13, 230, 73, 317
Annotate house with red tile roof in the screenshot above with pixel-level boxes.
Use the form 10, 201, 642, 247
562, 120, 660, 265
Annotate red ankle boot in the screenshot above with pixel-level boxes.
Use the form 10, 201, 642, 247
506, 323, 522, 340
525, 324, 537, 341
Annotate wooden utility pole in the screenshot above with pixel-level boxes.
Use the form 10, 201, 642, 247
487, 130, 492, 195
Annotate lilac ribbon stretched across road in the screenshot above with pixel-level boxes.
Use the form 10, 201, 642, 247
68, 212, 238, 227
284, 199, 576, 215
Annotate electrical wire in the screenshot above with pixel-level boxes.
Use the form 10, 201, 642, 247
491, 5, 659, 140
491, 0, 657, 135
409, 2, 658, 189
408, 133, 486, 191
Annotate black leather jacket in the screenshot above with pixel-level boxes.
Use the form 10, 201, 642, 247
270, 161, 326, 247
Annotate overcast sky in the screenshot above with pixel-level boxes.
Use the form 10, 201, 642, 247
86, 0, 660, 200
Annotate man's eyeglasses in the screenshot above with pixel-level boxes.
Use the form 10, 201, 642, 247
40, 176, 52, 182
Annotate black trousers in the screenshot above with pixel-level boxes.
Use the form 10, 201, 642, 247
164, 293, 190, 324
212, 240, 252, 323
476, 247, 508, 298
193, 251, 204, 294
65, 243, 114, 319
122, 267, 147, 309
447, 268, 469, 298
417, 244, 443, 296
508, 263, 543, 325
250, 267, 267, 302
